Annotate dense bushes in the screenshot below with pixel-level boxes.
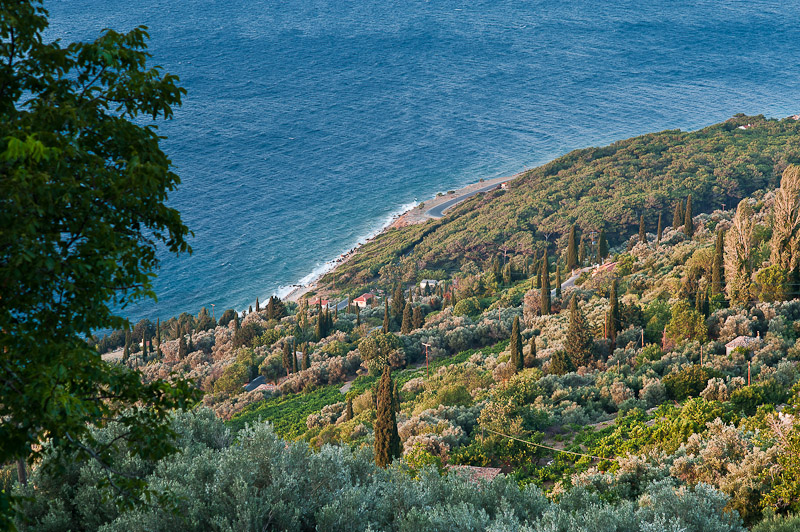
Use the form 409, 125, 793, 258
13, 410, 747, 532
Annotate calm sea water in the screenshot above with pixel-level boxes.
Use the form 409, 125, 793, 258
46, 0, 800, 324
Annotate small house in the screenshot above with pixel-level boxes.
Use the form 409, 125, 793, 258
725, 335, 761, 356
419, 279, 439, 290
308, 297, 330, 307
353, 293, 375, 308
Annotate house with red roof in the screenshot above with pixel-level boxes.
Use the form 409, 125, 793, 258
353, 293, 375, 308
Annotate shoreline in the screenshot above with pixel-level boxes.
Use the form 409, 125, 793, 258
282, 170, 525, 303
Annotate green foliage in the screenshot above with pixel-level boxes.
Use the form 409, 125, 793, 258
229, 385, 344, 437
232, 321, 264, 348
565, 296, 593, 368
729, 380, 789, 416
358, 332, 401, 374
0, 3, 201, 522
663, 365, 713, 400
374, 367, 401, 467
453, 296, 481, 317
755, 264, 789, 302
751, 514, 800, 532
549, 350, 575, 375
665, 301, 707, 345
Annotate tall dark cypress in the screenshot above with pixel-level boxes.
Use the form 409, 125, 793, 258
578, 236, 587, 267
540, 248, 551, 315
684, 194, 694, 237
383, 300, 390, 334
673, 200, 684, 230
566, 224, 578, 272
356, 305, 361, 327
529, 336, 536, 364
178, 325, 188, 360
266, 296, 276, 319
597, 229, 609, 262
711, 230, 725, 295
315, 311, 323, 340
302, 343, 310, 371
555, 266, 562, 298
255, 297, 260, 313
607, 279, 619, 342
412, 306, 423, 330
234, 312, 240, 332
401, 301, 413, 334
392, 285, 405, 323
282, 341, 292, 375
565, 295, 593, 368
510, 316, 523, 372
639, 214, 647, 243
656, 213, 663, 243
374, 366, 401, 467
292, 339, 298, 373
346, 397, 354, 421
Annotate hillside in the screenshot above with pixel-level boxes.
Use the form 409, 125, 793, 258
18, 120, 800, 531
322, 114, 800, 291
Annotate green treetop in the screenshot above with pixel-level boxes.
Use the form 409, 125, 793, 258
374, 367, 401, 467
684, 194, 694, 237
566, 224, 578, 271
510, 316, 523, 373
540, 248, 551, 315
0, 3, 206, 509
565, 296, 593, 368
673, 199, 684, 230
639, 214, 647, 243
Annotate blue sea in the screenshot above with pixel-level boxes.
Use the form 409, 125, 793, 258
47, 0, 800, 324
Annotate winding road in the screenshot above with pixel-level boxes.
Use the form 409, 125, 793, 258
426, 182, 505, 218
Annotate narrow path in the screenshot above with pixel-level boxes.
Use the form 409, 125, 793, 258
551, 266, 593, 297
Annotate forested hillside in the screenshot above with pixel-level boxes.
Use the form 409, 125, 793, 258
13, 119, 800, 532
324, 115, 800, 290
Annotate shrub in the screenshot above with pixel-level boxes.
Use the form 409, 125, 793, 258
664, 365, 713, 400
453, 297, 481, 317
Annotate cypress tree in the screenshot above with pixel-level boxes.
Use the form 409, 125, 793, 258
578, 236, 587, 267
383, 300, 390, 333
142, 331, 148, 362
510, 316, 523, 373
555, 266, 562, 298
334, 305, 338, 320
684, 194, 694, 237
540, 248, 551, 315
401, 302, 413, 334
302, 343, 310, 371
255, 298, 260, 312
566, 224, 578, 271
657, 213, 663, 243
529, 336, 537, 365
639, 214, 647, 243
607, 279, 619, 342
248, 305, 253, 314
187, 329, 194, 354
346, 397, 354, 421
356, 305, 361, 327
412, 306, 423, 330
711, 230, 725, 295
315, 311, 323, 340
565, 295, 593, 368
597, 229, 609, 261
392, 285, 405, 323
178, 326, 188, 360
549, 350, 575, 375
234, 312, 240, 332
374, 366, 401, 467
502, 262, 512, 285
266, 296, 276, 319
282, 341, 292, 375
673, 200, 684, 230
292, 339, 298, 373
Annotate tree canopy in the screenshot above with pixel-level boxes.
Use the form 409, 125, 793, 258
0, 1, 200, 521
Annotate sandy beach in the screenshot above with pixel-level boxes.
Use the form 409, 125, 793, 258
283, 171, 524, 303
